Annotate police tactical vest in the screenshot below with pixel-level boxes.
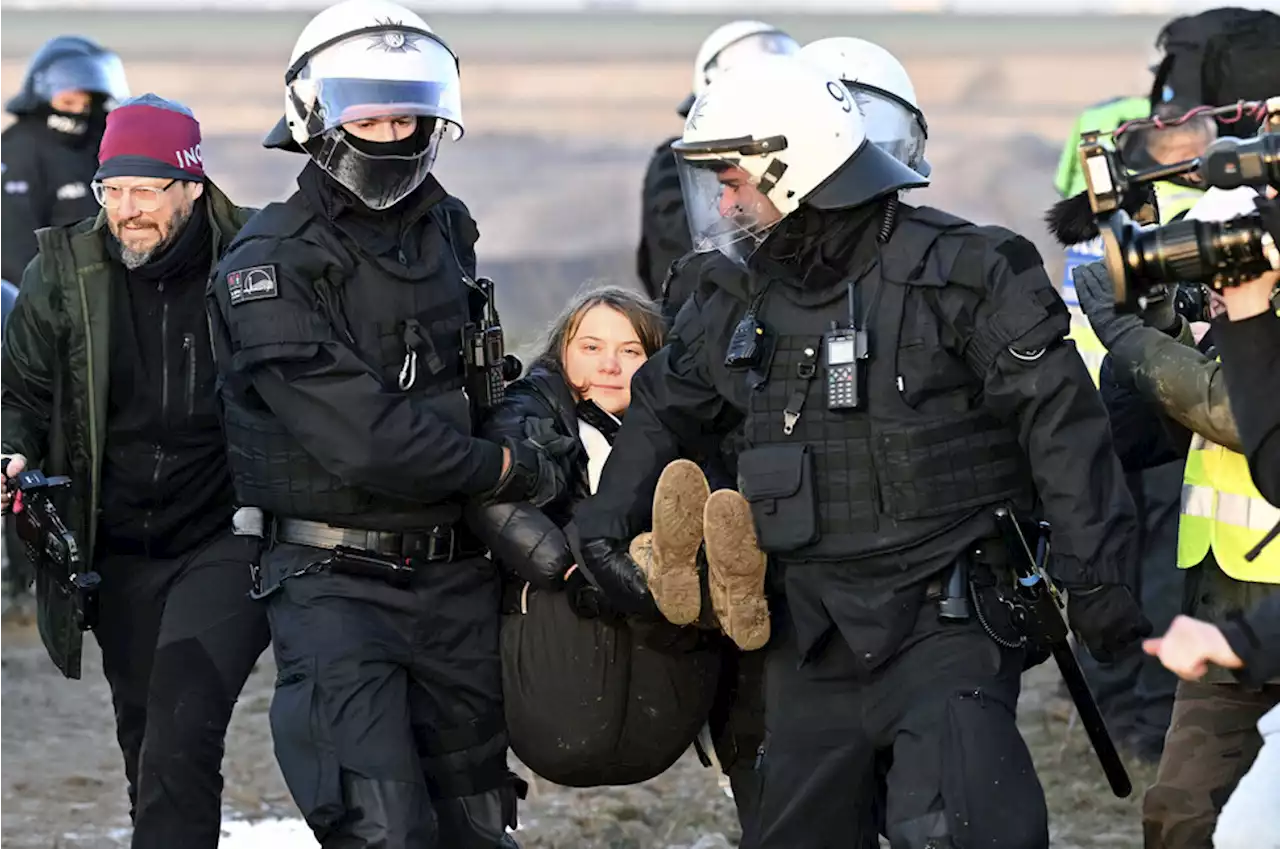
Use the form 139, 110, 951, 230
736, 206, 1035, 565
217, 193, 475, 530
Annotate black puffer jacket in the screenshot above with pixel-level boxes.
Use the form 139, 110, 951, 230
471, 364, 601, 590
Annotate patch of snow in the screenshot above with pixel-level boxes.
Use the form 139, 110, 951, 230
219, 817, 316, 847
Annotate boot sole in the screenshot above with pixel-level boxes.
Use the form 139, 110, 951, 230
649, 459, 709, 626
703, 490, 771, 651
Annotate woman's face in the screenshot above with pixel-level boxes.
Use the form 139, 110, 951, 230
563, 304, 648, 415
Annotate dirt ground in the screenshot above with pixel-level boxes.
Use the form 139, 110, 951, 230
2, 10, 1172, 847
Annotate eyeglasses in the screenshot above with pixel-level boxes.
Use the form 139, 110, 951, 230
92, 179, 178, 213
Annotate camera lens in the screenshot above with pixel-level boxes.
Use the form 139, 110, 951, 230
1105, 210, 1273, 310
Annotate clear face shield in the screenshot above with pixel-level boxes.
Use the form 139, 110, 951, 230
675, 149, 785, 268
289, 29, 463, 210
704, 32, 800, 89
847, 84, 927, 172
35, 52, 129, 108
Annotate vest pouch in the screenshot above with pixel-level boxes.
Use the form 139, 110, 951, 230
872, 412, 1028, 522
737, 444, 820, 553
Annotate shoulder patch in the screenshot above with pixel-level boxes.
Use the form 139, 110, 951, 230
226, 265, 279, 305
996, 235, 1042, 274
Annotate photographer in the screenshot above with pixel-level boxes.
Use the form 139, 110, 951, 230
1075, 184, 1280, 849
1, 95, 268, 849
1212, 201, 1280, 501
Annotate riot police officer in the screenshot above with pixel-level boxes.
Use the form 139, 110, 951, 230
2, 36, 129, 284
636, 20, 798, 317
577, 55, 1152, 848
208, 2, 564, 846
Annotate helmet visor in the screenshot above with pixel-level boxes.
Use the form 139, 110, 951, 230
292, 30, 463, 141
36, 53, 129, 105
847, 85, 927, 172
676, 153, 783, 267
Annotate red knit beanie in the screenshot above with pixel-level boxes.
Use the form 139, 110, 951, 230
95, 93, 204, 182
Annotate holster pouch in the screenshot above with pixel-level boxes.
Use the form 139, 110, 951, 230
328, 546, 415, 588
737, 444, 820, 553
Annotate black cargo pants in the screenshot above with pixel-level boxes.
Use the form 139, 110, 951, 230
708, 644, 766, 844
263, 542, 522, 849
749, 600, 1049, 849
94, 528, 270, 849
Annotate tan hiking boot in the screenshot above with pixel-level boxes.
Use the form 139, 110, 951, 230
703, 490, 771, 651
641, 459, 710, 626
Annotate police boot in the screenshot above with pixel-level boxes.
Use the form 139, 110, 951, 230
628, 459, 708, 625
703, 490, 770, 651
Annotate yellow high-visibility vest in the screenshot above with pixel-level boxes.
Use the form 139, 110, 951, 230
1154, 181, 1204, 223
1177, 432, 1280, 583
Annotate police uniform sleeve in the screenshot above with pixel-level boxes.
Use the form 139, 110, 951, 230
939, 230, 1138, 586
1, 136, 46, 286
1, 256, 61, 464
1215, 309, 1280, 504
213, 240, 504, 504
576, 291, 728, 542
1074, 260, 1241, 452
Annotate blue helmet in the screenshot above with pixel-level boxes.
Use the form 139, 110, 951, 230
6, 35, 129, 116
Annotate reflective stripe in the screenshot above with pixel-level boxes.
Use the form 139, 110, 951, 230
1181, 484, 1280, 531
1217, 492, 1280, 532
1181, 483, 1216, 519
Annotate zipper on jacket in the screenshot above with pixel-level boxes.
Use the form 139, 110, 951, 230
183, 333, 196, 419
159, 282, 170, 422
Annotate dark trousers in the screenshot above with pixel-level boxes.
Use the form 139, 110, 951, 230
750, 601, 1049, 849
709, 645, 766, 845
1078, 462, 1181, 758
94, 529, 270, 849
1143, 680, 1280, 849
263, 543, 521, 849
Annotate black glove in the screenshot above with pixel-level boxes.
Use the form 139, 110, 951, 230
579, 537, 660, 620
481, 437, 570, 508
1064, 583, 1153, 663
1075, 260, 1178, 344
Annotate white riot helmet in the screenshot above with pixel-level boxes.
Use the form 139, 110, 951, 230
677, 21, 800, 117
264, 0, 464, 210
674, 55, 927, 268
800, 37, 931, 178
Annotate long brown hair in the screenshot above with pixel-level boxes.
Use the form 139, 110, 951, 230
533, 286, 666, 391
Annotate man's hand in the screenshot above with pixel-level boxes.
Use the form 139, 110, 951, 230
1221, 270, 1280, 322
1074, 261, 1177, 347
1143, 614, 1244, 680
1065, 582, 1153, 663
1, 454, 27, 513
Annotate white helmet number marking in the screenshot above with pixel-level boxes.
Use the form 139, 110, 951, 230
827, 81, 852, 113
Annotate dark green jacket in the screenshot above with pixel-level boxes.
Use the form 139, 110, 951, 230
1076, 260, 1280, 683
0, 181, 254, 678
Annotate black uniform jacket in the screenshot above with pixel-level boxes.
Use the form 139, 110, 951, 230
579, 200, 1138, 660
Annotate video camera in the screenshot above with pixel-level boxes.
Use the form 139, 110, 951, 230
2, 462, 100, 633
1075, 98, 1280, 311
